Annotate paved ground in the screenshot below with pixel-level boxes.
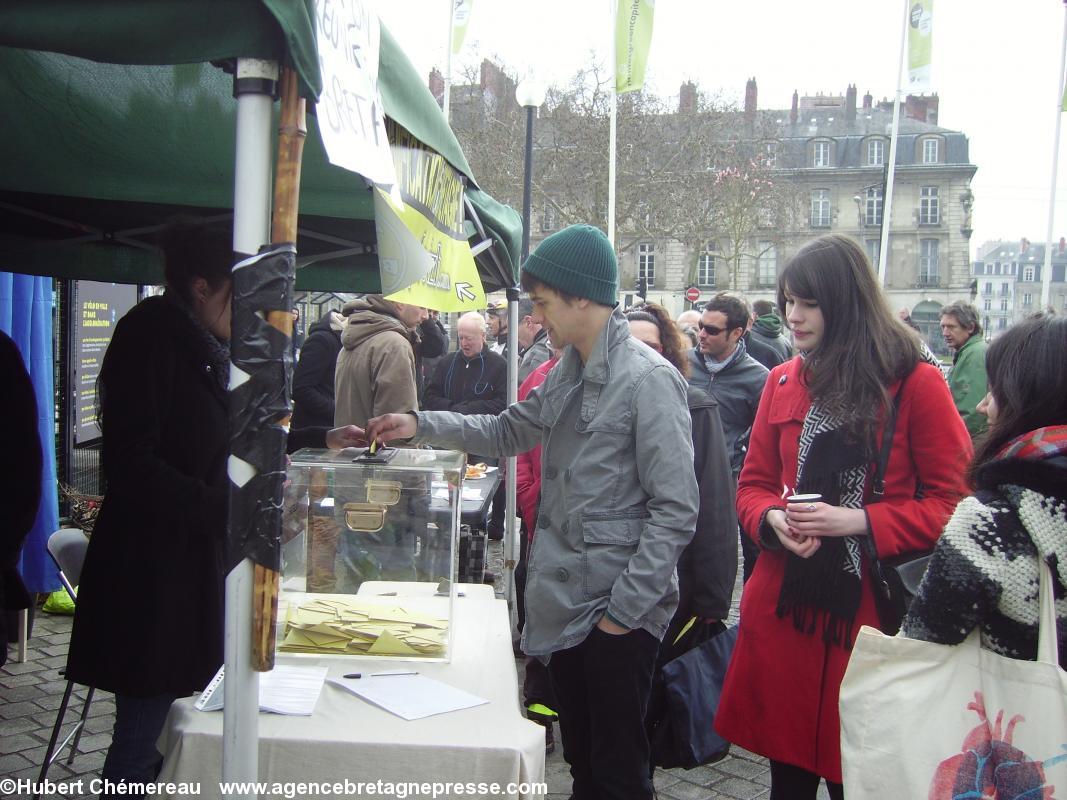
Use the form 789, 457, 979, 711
1, 542, 829, 800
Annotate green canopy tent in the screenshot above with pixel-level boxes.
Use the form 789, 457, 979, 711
0, 2, 522, 793
0, 5, 521, 291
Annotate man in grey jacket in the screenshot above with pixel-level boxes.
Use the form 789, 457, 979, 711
686, 293, 769, 476
686, 292, 768, 582
367, 224, 699, 800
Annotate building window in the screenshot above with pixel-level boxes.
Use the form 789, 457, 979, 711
813, 140, 831, 168
919, 239, 940, 285
1000, 298, 1008, 312
922, 138, 939, 164
762, 141, 778, 167
983, 282, 992, 295
811, 189, 831, 227
1000, 282, 1009, 296
540, 201, 557, 232
998, 317, 1007, 330
865, 238, 880, 267
864, 186, 883, 226
919, 186, 940, 225
638, 242, 655, 284
1022, 292, 1033, 307
758, 206, 775, 228
983, 299, 991, 311
1023, 265, 1035, 282
867, 139, 884, 167
697, 249, 716, 287
756, 242, 777, 287
983, 316, 990, 331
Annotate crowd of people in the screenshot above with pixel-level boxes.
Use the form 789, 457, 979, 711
61, 217, 1066, 800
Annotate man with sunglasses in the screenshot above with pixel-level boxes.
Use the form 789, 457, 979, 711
687, 293, 768, 580
687, 293, 768, 477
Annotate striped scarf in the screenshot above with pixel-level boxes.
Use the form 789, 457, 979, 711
776, 402, 869, 647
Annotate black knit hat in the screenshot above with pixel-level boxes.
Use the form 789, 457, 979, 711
522, 224, 618, 305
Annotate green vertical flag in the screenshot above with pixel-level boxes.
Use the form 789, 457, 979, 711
452, 0, 473, 56
907, 0, 934, 89
615, 0, 655, 94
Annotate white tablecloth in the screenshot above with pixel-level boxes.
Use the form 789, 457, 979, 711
157, 590, 544, 799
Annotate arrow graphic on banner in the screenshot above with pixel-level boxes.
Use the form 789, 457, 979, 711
455, 282, 476, 301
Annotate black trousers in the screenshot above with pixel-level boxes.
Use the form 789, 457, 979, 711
769, 760, 843, 800
548, 626, 660, 800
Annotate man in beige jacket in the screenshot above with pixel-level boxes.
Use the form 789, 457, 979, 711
334, 294, 428, 428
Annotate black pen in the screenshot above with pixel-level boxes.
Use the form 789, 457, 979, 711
342, 671, 417, 679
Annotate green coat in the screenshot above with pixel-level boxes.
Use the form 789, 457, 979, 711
949, 334, 989, 438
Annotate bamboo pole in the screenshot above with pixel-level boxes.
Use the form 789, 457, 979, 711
252, 65, 307, 672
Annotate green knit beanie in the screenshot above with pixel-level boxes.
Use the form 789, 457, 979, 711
522, 224, 618, 306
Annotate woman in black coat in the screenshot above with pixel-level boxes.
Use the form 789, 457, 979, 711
624, 304, 738, 647
67, 222, 235, 786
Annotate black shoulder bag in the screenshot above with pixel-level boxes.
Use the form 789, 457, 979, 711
861, 373, 934, 635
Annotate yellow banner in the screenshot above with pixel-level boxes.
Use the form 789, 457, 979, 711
381, 124, 485, 312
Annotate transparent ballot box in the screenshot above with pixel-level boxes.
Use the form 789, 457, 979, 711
281, 447, 466, 662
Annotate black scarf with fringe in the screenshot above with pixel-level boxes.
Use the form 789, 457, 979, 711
775, 403, 868, 648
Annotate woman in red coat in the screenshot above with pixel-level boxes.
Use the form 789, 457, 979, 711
714, 235, 972, 798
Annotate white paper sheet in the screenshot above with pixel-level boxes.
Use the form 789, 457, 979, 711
327, 673, 488, 720
196, 664, 328, 716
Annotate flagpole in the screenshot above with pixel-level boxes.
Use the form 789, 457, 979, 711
608, 0, 617, 250
878, 0, 910, 289
443, 0, 453, 120
1042, 0, 1067, 312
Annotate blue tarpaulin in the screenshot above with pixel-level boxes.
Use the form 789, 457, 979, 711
0, 272, 60, 594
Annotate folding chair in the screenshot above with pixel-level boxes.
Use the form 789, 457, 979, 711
35, 528, 94, 799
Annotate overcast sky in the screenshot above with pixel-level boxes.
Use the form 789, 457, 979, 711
377, 1, 1067, 258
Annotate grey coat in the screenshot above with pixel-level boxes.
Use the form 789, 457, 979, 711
685, 341, 769, 476
413, 308, 698, 656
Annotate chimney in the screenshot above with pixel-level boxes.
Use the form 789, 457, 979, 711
904, 93, 939, 124
679, 81, 697, 114
1060, 237, 1065, 254
428, 68, 444, 107
790, 90, 798, 124
1021, 237, 1030, 253
845, 84, 857, 122
863, 90, 873, 111
744, 77, 757, 122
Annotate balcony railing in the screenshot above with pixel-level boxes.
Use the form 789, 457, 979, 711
916, 276, 941, 288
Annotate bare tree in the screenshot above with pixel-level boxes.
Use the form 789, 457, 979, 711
447, 58, 805, 290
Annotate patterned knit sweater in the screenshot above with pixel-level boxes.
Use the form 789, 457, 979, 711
901, 450, 1067, 669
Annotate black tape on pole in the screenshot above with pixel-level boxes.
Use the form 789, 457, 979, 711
227, 243, 295, 572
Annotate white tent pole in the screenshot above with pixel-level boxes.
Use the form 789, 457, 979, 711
504, 292, 519, 607
1042, 2, 1067, 312
224, 56, 277, 800
878, 0, 909, 289
443, 0, 453, 120
607, 1, 617, 249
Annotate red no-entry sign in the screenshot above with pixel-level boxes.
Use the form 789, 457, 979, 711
685, 286, 701, 303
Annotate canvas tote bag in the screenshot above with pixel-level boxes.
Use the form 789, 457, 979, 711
840, 561, 1067, 799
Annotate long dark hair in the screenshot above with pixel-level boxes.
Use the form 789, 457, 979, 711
624, 302, 690, 377
777, 234, 920, 442
973, 313, 1067, 472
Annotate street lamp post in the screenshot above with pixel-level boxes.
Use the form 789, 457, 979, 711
515, 80, 546, 262
499, 79, 545, 612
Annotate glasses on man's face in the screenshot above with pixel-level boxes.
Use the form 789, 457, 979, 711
700, 323, 728, 337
